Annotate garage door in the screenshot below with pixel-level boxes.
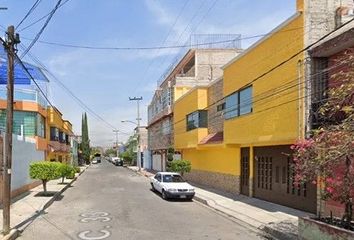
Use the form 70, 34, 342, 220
254, 145, 317, 213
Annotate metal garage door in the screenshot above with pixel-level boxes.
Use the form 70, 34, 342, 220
254, 145, 317, 213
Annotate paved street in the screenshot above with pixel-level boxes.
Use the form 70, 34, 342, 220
18, 161, 264, 240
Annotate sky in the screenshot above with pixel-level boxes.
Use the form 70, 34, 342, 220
0, 0, 296, 148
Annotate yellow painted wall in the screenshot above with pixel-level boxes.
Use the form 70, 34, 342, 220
63, 120, 73, 135
46, 107, 71, 162
174, 87, 208, 149
223, 13, 304, 146
174, 86, 192, 102
183, 147, 240, 176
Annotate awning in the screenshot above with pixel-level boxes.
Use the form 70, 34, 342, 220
0, 46, 49, 85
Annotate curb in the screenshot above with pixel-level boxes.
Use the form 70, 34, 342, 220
1, 166, 89, 240
1, 229, 19, 240
40, 166, 87, 211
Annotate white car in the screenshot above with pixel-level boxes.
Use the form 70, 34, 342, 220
150, 172, 195, 200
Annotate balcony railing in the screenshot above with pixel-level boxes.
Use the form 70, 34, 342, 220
0, 88, 47, 107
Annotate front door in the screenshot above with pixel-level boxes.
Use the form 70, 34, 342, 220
240, 147, 249, 196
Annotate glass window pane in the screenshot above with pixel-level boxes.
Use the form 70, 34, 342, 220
199, 110, 208, 128
240, 87, 252, 115
225, 92, 238, 119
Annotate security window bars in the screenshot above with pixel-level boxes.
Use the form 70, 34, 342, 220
186, 110, 208, 131
225, 86, 253, 119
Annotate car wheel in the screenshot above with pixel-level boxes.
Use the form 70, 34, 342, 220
162, 190, 168, 200
151, 183, 155, 191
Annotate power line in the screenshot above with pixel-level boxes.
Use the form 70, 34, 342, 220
20, 34, 265, 51
16, 0, 42, 29
21, 0, 63, 58
132, 0, 190, 93
19, 43, 119, 131
238, 17, 354, 90
18, 0, 71, 32
155, 57, 354, 134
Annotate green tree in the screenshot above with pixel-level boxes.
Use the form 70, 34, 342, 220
58, 163, 76, 183
81, 113, 91, 163
169, 159, 191, 176
29, 161, 61, 195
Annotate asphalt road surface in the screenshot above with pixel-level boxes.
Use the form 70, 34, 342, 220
18, 160, 264, 240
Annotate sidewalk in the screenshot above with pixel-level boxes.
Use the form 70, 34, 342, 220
0, 165, 88, 240
127, 166, 314, 240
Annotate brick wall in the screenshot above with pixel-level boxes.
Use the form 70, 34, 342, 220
148, 117, 173, 151
207, 78, 224, 134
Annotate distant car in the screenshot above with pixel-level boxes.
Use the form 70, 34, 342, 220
111, 157, 123, 166
92, 158, 98, 164
150, 172, 195, 200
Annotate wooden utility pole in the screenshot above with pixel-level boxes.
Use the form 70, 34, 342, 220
2, 25, 19, 235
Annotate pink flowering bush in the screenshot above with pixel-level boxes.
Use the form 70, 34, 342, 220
292, 54, 354, 228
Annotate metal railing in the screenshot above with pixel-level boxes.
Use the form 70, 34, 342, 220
0, 88, 47, 107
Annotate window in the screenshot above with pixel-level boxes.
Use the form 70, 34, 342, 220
225, 92, 238, 119
239, 87, 252, 115
216, 102, 225, 112
225, 86, 253, 120
0, 111, 45, 137
186, 110, 207, 131
50, 127, 59, 141
36, 115, 46, 138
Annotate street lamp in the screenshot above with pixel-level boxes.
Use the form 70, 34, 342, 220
121, 120, 138, 125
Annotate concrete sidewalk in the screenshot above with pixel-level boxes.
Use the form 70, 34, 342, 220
127, 166, 314, 240
0, 165, 88, 240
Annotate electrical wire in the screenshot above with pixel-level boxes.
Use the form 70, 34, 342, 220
21, 0, 63, 58
18, 43, 120, 131
18, 0, 71, 32
16, 0, 42, 29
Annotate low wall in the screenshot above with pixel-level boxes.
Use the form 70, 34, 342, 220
11, 135, 45, 191
299, 217, 354, 240
184, 169, 240, 194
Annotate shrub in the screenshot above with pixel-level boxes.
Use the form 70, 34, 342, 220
58, 164, 76, 182
169, 159, 191, 176
29, 161, 61, 194
75, 166, 81, 173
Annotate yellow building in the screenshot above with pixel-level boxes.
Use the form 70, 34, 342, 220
174, 0, 354, 213
46, 107, 73, 163
174, 81, 241, 194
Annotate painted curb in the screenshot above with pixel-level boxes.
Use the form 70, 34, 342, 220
2, 166, 89, 240
0, 229, 19, 240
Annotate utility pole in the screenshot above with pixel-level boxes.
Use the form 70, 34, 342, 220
129, 97, 142, 171
113, 130, 119, 157
2, 25, 20, 235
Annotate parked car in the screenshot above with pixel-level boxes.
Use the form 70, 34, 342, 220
92, 158, 98, 164
112, 157, 123, 166
150, 172, 195, 200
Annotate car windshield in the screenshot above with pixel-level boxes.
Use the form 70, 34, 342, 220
162, 174, 185, 183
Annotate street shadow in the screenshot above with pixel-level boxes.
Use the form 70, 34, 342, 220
34, 191, 58, 197
53, 194, 64, 201
0, 191, 31, 208
191, 182, 313, 218
57, 182, 70, 185
149, 188, 193, 202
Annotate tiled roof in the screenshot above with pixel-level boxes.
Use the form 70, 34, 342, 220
199, 132, 223, 145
